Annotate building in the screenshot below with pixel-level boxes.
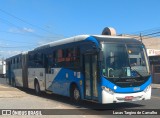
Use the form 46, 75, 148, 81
121, 34, 160, 84
0, 59, 6, 78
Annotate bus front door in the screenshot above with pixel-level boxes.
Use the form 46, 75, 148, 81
84, 54, 98, 101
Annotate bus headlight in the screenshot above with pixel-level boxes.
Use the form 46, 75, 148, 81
102, 86, 114, 95
144, 85, 151, 93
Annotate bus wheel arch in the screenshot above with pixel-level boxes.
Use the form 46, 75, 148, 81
34, 78, 41, 96
70, 83, 81, 103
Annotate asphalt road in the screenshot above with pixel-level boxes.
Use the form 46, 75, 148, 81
0, 77, 160, 118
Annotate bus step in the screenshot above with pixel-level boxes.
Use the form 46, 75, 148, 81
45, 90, 52, 94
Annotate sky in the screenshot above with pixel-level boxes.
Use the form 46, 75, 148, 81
0, 0, 160, 58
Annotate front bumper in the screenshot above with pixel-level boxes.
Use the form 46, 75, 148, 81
102, 86, 151, 104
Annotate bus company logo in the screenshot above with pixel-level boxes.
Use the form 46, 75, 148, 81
2, 110, 12, 115
133, 87, 140, 91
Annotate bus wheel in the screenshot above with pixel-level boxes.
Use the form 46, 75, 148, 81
35, 81, 41, 96
71, 85, 81, 103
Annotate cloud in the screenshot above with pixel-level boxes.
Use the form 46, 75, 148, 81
9, 27, 35, 33
0, 50, 22, 58
23, 27, 34, 33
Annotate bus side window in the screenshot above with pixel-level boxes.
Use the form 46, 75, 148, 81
74, 47, 80, 69
52, 47, 80, 69
46, 54, 53, 73
37, 53, 43, 67
53, 50, 58, 67
28, 53, 34, 68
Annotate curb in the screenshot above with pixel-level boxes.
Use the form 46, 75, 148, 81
151, 84, 160, 89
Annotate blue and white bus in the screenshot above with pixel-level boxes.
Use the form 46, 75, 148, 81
6, 34, 151, 104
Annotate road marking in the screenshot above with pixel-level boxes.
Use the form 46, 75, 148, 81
152, 96, 160, 99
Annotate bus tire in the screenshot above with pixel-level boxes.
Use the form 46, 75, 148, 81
71, 85, 81, 103
35, 81, 41, 96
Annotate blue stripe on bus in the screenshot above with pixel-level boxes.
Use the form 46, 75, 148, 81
85, 36, 99, 47
48, 68, 84, 98
102, 76, 152, 93
48, 67, 151, 101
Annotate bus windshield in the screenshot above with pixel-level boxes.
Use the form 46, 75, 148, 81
102, 43, 150, 78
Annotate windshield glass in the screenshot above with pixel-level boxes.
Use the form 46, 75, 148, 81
102, 43, 150, 78
127, 44, 149, 76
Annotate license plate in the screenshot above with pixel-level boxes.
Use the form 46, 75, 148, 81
125, 96, 133, 101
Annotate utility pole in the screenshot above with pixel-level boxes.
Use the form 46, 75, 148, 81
140, 33, 143, 43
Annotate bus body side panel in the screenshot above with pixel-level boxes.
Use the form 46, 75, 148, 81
28, 68, 45, 91
45, 68, 61, 91
46, 68, 84, 98
6, 60, 11, 85
22, 53, 28, 88
13, 69, 23, 87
